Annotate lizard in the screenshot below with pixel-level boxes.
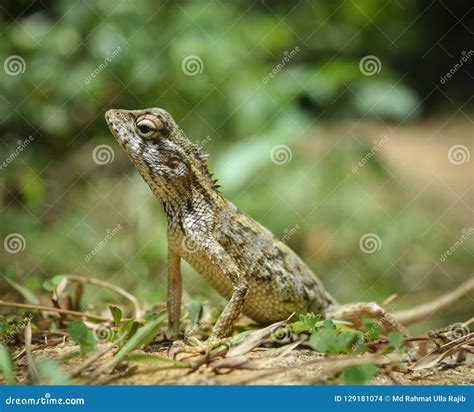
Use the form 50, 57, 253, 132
104, 107, 474, 344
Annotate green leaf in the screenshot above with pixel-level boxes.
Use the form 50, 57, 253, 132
291, 313, 321, 333
109, 306, 122, 324
144, 313, 159, 321
387, 331, 404, 351
2, 275, 40, 305
309, 327, 337, 353
343, 364, 379, 384
67, 320, 96, 353
81, 335, 96, 353
322, 319, 337, 330
105, 319, 161, 370
334, 331, 364, 354
68, 320, 88, 342
125, 353, 189, 368
362, 317, 380, 341
309, 322, 364, 354
187, 301, 203, 325
144, 309, 167, 322
43, 275, 66, 292
37, 359, 71, 385
121, 320, 140, 342
0, 345, 16, 384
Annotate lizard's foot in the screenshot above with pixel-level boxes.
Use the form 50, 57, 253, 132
325, 302, 408, 335
168, 336, 230, 362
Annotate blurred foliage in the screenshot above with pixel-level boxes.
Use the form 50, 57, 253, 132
0, 1, 472, 328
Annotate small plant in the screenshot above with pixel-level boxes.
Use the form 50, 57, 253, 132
309, 320, 364, 355
67, 321, 96, 354
387, 331, 404, 352
291, 313, 322, 333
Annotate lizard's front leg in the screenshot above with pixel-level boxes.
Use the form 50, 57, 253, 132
200, 238, 249, 340
169, 237, 247, 357
166, 247, 182, 339
210, 280, 248, 340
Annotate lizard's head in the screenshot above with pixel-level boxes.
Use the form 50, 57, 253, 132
105, 108, 216, 204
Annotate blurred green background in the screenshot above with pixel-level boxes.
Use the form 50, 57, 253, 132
0, 1, 472, 331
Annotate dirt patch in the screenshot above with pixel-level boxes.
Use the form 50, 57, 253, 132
10, 341, 473, 386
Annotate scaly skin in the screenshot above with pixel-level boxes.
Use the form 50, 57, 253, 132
105, 107, 471, 339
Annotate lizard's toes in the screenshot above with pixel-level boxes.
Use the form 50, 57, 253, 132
168, 337, 229, 361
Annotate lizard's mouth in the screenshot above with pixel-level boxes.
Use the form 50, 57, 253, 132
105, 109, 145, 161
105, 109, 121, 131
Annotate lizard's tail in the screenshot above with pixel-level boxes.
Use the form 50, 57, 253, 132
393, 277, 474, 326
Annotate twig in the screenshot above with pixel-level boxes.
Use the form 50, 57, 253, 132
24, 322, 39, 384
383, 294, 399, 306
411, 333, 474, 370
13, 337, 66, 361
64, 274, 143, 319
394, 278, 474, 325
0, 300, 110, 322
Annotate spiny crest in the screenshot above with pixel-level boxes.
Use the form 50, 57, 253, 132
191, 142, 221, 191
178, 131, 220, 191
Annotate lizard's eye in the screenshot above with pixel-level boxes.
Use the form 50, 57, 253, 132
136, 118, 157, 138
138, 124, 151, 134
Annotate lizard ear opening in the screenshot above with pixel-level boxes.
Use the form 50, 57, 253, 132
166, 155, 181, 169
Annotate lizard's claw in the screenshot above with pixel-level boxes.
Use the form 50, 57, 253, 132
168, 336, 230, 362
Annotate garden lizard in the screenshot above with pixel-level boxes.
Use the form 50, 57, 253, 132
105, 108, 473, 341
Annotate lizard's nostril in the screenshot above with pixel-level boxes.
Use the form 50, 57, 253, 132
105, 109, 116, 118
